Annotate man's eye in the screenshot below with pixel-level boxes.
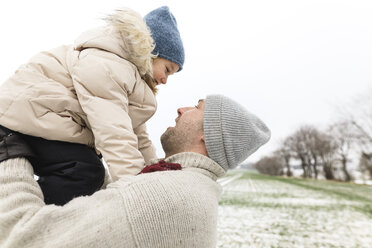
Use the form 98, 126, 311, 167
194, 105, 198, 109
166, 67, 169, 73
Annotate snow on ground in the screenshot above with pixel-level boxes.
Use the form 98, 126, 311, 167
217, 171, 372, 248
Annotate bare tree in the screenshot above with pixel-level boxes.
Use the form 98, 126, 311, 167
288, 126, 325, 179
285, 125, 340, 180
286, 131, 311, 178
277, 138, 293, 177
336, 89, 372, 179
315, 131, 339, 180
328, 121, 358, 181
300, 125, 343, 180
254, 155, 284, 176
302, 126, 322, 179
359, 152, 372, 179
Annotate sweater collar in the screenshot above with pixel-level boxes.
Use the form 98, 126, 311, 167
156, 152, 226, 180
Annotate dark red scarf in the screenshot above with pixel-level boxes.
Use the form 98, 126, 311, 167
138, 160, 182, 174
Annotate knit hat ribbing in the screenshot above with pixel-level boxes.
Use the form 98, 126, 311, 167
144, 6, 185, 71
204, 95, 271, 171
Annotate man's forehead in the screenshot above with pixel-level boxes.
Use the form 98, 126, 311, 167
198, 99, 205, 104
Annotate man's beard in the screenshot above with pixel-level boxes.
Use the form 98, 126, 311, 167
160, 127, 184, 157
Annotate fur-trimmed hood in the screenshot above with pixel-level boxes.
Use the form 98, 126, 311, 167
74, 8, 155, 77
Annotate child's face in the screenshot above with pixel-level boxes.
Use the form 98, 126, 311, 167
152, 58, 179, 86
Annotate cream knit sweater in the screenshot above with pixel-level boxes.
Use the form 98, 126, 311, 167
0, 152, 226, 248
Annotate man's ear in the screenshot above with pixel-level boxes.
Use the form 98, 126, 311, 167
200, 134, 208, 156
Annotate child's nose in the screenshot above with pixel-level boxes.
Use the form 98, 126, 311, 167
161, 76, 168, 84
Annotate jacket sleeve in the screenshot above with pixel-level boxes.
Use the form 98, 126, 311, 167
0, 158, 133, 247
133, 123, 157, 164
71, 50, 144, 181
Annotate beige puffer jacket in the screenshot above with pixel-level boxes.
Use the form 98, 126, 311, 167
0, 9, 157, 181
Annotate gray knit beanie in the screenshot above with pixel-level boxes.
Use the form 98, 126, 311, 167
144, 6, 184, 71
204, 95, 271, 171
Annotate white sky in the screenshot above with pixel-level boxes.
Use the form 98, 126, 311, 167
1, 0, 371, 163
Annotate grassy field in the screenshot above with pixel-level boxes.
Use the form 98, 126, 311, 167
217, 170, 372, 248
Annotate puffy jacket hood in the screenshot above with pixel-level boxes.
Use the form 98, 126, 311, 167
74, 8, 155, 77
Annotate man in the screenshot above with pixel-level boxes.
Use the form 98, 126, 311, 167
0, 95, 270, 248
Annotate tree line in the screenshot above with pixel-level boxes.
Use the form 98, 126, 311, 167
255, 90, 372, 181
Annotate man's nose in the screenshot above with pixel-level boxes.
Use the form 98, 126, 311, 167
177, 107, 192, 116
177, 108, 184, 116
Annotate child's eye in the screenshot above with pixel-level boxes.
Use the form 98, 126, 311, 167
194, 105, 198, 109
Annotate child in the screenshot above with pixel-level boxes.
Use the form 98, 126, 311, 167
0, 6, 184, 205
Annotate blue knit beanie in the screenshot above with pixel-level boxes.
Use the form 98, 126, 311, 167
144, 6, 185, 71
